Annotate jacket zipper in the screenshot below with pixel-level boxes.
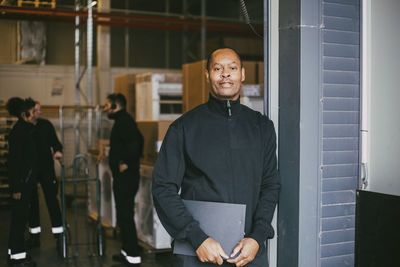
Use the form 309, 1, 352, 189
226, 100, 234, 202
227, 100, 232, 117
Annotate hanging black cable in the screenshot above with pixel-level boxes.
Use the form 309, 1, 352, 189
239, 0, 263, 39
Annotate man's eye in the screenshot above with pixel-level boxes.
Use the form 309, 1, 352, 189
231, 67, 237, 70
214, 67, 221, 71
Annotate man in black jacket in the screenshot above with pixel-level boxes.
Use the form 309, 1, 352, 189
6, 97, 38, 267
104, 93, 144, 266
152, 48, 280, 267
26, 101, 63, 249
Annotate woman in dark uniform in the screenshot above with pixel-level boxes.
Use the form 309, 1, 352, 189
6, 97, 37, 267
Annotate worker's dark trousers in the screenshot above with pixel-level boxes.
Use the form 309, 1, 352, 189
28, 171, 63, 235
8, 182, 35, 259
113, 168, 140, 258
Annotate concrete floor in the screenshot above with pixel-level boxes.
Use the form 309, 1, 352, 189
0, 188, 173, 267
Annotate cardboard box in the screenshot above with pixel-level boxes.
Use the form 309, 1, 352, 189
182, 60, 264, 113
115, 72, 182, 120
137, 120, 173, 165
135, 73, 182, 121
182, 60, 209, 113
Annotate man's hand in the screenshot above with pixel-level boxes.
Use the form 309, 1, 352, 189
12, 192, 21, 200
196, 237, 229, 265
227, 238, 259, 267
119, 163, 128, 173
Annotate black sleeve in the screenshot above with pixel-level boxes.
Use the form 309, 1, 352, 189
118, 118, 143, 164
152, 122, 208, 250
7, 129, 23, 193
247, 118, 280, 246
47, 120, 63, 153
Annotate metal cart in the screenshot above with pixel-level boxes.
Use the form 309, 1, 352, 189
60, 154, 104, 259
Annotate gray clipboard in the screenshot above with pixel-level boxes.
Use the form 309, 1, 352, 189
173, 200, 246, 257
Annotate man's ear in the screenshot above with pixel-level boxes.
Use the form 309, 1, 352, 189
241, 67, 245, 82
205, 69, 210, 83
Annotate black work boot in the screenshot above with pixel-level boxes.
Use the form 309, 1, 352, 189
26, 234, 40, 249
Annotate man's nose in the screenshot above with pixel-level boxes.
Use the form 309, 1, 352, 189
221, 71, 231, 78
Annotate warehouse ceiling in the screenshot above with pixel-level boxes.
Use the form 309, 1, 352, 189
0, 0, 264, 67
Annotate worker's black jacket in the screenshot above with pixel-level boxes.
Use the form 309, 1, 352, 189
34, 118, 62, 175
8, 119, 37, 193
108, 109, 143, 175
152, 95, 281, 253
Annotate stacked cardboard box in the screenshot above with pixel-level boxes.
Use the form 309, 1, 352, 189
182, 60, 264, 113
137, 120, 172, 166
114, 72, 182, 120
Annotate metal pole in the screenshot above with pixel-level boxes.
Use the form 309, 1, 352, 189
75, 0, 80, 105
59, 106, 64, 146
182, 0, 187, 64
200, 0, 207, 60
124, 0, 129, 67
95, 105, 101, 140
263, 0, 271, 117
88, 107, 93, 148
87, 0, 93, 104
165, 0, 170, 68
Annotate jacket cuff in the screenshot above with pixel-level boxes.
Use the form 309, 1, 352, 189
187, 225, 209, 250
247, 224, 275, 248
246, 231, 265, 248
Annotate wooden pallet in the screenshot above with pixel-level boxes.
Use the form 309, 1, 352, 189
17, 0, 56, 8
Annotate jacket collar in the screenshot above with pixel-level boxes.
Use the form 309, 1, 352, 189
207, 94, 241, 117
109, 109, 126, 120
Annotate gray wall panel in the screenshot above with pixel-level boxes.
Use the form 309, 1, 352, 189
323, 57, 359, 71
324, 16, 357, 31
321, 242, 354, 257
321, 229, 355, 244
323, 3, 359, 18
321, 216, 355, 231
323, 112, 359, 124
322, 191, 356, 205
321, 255, 354, 267
323, 43, 359, 57
322, 204, 355, 218
323, 125, 359, 138
324, 84, 359, 97
322, 177, 358, 191
322, 164, 358, 178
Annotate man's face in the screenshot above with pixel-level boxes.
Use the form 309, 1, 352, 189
24, 108, 36, 124
206, 48, 245, 101
104, 99, 114, 115
33, 103, 41, 121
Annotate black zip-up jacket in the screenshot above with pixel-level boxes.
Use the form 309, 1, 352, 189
8, 119, 37, 193
109, 109, 144, 175
34, 118, 63, 175
152, 95, 280, 253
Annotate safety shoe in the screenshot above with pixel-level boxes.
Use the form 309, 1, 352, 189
112, 253, 141, 266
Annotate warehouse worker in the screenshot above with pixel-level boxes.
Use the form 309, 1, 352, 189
6, 97, 38, 267
152, 47, 280, 267
104, 93, 144, 266
26, 101, 63, 251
